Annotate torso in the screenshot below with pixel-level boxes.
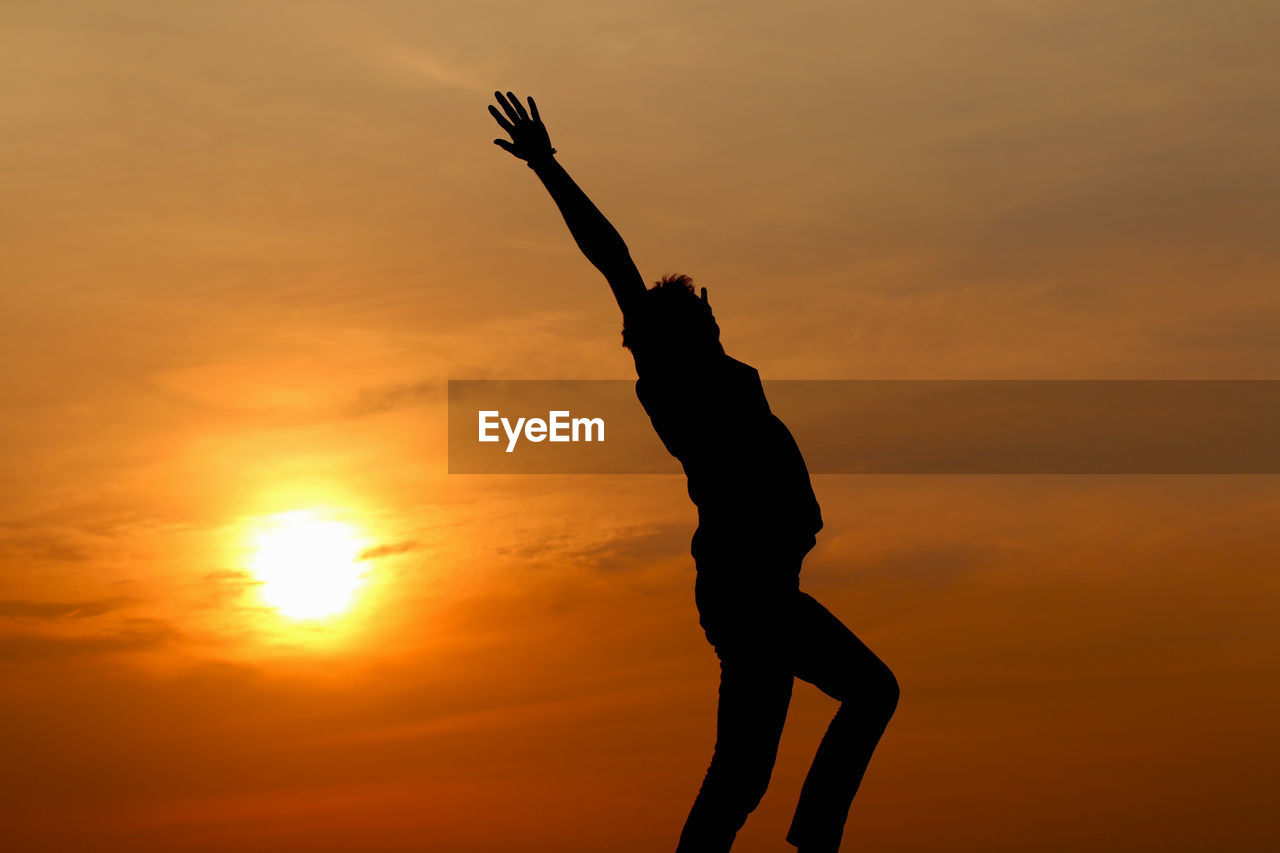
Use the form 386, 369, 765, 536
634, 352, 823, 568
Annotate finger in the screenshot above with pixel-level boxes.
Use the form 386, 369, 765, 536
700, 287, 709, 304
493, 139, 517, 154
528, 96, 541, 123
495, 90, 521, 123
507, 91, 529, 121
488, 104, 515, 134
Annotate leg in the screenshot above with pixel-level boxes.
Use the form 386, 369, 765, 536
677, 653, 794, 853
786, 592, 899, 853
678, 569, 799, 853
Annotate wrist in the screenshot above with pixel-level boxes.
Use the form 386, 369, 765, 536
525, 149, 558, 170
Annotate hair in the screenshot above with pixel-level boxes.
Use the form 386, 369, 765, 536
621, 273, 719, 353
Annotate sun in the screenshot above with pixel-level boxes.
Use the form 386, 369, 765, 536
248, 510, 368, 620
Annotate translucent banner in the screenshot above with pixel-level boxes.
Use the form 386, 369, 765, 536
448, 380, 1280, 474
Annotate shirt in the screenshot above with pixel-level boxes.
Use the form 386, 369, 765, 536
634, 351, 823, 568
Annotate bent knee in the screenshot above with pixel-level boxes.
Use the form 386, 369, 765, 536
850, 663, 898, 721
879, 667, 900, 718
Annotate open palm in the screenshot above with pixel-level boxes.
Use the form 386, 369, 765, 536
489, 90, 556, 162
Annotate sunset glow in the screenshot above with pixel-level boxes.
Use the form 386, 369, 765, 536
4, 2, 1279, 851
248, 511, 368, 620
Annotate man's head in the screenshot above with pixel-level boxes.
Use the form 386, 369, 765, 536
621, 274, 721, 357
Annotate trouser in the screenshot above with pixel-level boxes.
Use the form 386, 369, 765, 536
676, 569, 899, 853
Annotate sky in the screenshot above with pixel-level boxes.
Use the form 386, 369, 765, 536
2, 1, 1279, 850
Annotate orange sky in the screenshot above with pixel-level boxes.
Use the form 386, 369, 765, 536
3, 2, 1279, 850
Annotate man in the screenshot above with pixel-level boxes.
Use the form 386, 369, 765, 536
489, 91, 899, 853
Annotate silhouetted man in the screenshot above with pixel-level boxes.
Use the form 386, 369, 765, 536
490, 91, 899, 853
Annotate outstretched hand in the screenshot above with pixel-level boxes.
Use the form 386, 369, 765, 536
489, 91, 556, 163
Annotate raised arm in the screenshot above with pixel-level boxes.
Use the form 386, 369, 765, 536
489, 91, 645, 316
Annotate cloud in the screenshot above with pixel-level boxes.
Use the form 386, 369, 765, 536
340, 380, 436, 417
374, 43, 490, 93
0, 597, 132, 621
806, 537, 1005, 591
862, 542, 994, 583
0, 525, 96, 563
564, 525, 691, 572
0, 619, 178, 663
358, 540, 422, 560
493, 521, 690, 572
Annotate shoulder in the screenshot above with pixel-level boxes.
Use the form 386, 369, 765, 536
719, 355, 771, 411
720, 355, 763, 389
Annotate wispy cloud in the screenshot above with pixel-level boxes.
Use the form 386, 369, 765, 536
0, 619, 177, 663
0, 525, 97, 563
0, 597, 132, 621
358, 540, 421, 560
374, 43, 490, 93
340, 380, 436, 418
